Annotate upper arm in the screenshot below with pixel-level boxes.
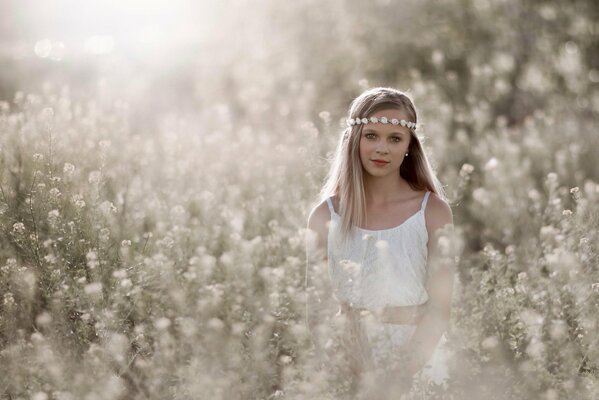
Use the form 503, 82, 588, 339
306, 200, 330, 266
424, 193, 453, 256
423, 193, 456, 318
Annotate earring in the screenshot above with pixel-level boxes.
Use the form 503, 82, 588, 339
405, 153, 408, 156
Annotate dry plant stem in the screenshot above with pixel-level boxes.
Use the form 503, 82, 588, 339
28, 171, 42, 268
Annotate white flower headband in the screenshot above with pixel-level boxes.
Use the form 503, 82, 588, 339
347, 116, 417, 130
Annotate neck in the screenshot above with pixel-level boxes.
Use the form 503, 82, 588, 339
363, 175, 412, 205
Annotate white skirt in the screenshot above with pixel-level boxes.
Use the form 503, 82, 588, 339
364, 322, 451, 386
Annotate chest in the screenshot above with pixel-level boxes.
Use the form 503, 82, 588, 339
359, 201, 423, 231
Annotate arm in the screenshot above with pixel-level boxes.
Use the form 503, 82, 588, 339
396, 198, 458, 378
304, 204, 333, 353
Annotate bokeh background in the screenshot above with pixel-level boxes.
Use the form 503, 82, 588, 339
0, 0, 598, 399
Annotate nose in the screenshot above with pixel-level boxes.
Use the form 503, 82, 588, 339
375, 143, 389, 154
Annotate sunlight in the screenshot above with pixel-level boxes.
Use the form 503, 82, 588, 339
24, 0, 223, 61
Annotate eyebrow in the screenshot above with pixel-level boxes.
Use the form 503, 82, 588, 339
362, 129, 406, 135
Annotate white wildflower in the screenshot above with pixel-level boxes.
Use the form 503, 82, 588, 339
43, 254, 57, 264
33, 153, 44, 162
546, 172, 558, 183
112, 269, 127, 279
99, 228, 110, 243
207, 317, 225, 331
318, 111, 331, 124
63, 163, 75, 175
36, 312, 52, 326
460, 163, 475, 177
88, 170, 101, 185
154, 317, 171, 331
472, 187, 490, 206
84, 282, 102, 296
121, 240, 131, 247
100, 201, 117, 214
279, 355, 292, 365
72, 194, 85, 209
484, 157, 498, 170
481, 335, 499, 350
12, 222, 25, 233
86, 250, 98, 269
32, 392, 49, 400
3, 292, 15, 306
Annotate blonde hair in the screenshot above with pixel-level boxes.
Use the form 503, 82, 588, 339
317, 87, 446, 243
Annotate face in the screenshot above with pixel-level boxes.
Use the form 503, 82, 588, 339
358, 108, 412, 176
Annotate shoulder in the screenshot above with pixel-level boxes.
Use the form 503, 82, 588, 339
308, 200, 330, 228
307, 199, 332, 246
424, 192, 453, 235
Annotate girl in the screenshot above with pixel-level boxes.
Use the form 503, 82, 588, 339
305, 87, 455, 397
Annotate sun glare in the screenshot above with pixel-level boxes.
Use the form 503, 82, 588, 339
25, 0, 221, 62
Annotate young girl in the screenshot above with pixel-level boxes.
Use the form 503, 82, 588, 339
305, 87, 455, 396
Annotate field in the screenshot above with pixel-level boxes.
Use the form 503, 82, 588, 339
0, 0, 598, 399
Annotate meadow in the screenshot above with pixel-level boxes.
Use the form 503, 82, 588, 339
0, 0, 598, 399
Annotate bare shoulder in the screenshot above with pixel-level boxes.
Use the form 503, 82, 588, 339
307, 199, 331, 250
424, 192, 453, 236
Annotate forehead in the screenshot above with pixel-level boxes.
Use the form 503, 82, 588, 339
362, 108, 411, 135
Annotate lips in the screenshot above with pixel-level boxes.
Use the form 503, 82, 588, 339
371, 159, 389, 163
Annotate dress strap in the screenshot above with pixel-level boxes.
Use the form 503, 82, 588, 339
420, 191, 431, 212
325, 197, 335, 215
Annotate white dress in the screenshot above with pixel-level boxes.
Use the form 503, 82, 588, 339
326, 191, 450, 386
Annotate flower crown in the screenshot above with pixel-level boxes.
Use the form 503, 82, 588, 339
347, 116, 417, 130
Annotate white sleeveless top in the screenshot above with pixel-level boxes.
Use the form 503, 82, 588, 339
325, 191, 450, 385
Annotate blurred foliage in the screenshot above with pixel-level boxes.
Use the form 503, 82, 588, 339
0, 0, 598, 399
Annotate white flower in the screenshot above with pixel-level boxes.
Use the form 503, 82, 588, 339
154, 317, 171, 331
484, 157, 498, 170
32, 392, 48, 400
100, 201, 117, 214
361, 118, 368, 124
460, 163, 475, 176
88, 171, 101, 184
49, 188, 61, 197
121, 240, 132, 247
33, 153, 44, 162
380, 117, 388, 123
72, 194, 86, 209
348, 118, 355, 125
12, 222, 25, 233
113, 269, 127, 279
355, 118, 361, 125
207, 317, 225, 331
370, 116, 378, 123
63, 163, 75, 175
84, 282, 102, 296
400, 120, 406, 127
391, 118, 399, 125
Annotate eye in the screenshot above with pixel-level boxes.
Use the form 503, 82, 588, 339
365, 133, 376, 139
392, 137, 401, 142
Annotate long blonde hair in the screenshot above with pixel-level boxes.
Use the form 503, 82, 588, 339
317, 87, 446, 243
